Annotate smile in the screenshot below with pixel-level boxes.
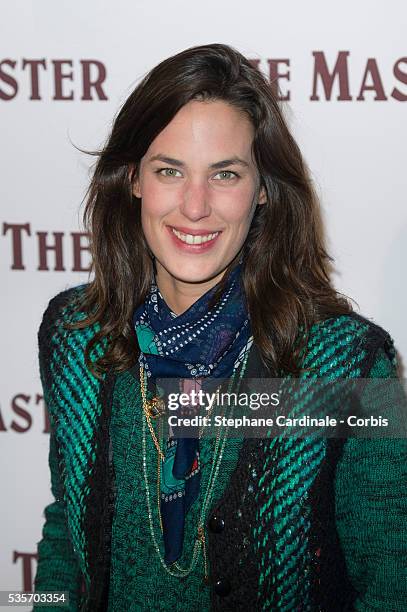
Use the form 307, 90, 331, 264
171, 228, 220, 245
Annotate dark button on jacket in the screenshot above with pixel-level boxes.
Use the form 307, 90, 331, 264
208, 514, 226, 533
213, 577, 232, 597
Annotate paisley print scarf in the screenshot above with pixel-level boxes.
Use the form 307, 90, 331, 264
132, 260, 251, 564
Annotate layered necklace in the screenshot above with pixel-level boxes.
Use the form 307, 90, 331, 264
133, 260, 252, 581
139, 338, 251, 581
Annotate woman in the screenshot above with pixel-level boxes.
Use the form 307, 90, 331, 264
33, 43, 407, 611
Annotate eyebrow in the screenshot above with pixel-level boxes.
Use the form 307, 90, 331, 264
148, 154, 250, 169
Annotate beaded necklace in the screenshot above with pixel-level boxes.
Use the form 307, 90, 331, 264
140, 340, 251, 581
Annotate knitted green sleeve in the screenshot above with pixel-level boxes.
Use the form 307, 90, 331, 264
33, 428, 82, 611
335, 348, 407, 610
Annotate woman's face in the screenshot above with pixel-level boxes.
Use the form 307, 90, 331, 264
132, 99, 267, 289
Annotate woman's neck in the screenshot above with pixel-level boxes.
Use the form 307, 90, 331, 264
155, 262, 225, 316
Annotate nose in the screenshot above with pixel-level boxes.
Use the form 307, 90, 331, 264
179, 181, 211, 221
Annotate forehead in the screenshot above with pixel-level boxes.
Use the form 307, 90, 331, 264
146, 99, 255, 160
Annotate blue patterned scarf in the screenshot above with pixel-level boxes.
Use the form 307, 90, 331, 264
132, 261, 251, 564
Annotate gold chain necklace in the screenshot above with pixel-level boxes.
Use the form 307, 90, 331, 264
140, 367, 166, 460
139, 346, 250, 581
140, 365, 227, 580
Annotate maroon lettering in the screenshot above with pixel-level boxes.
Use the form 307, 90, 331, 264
268, 59, 290, 101
37, 231, 65, 271
80, 60, 108, 100
2, 223, 31, 270
10, 394, 32, 433
52, 60, 74, 100
13, 551, 38, 592
36, 394, 50, 434
392, 57, 407, 101
0, 406, 6, 432
0, 59, 18, 100
72, 231, 91, 271
357, 58, 387, 100
22, 59, 46, 100
311, 51, 352, 101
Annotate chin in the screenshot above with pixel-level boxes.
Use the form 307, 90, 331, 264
165, 261, 224, 285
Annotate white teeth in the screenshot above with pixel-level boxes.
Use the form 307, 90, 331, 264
172, 228, 219, 245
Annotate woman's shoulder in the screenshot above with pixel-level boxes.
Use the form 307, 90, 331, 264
309, 311, 393, 344
305, 311, 398, 377
40, 282, 89, 320
38, 283, 92, 357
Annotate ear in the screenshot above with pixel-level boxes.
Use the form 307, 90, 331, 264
129, 163, 142, 198
258, 184, 267, 205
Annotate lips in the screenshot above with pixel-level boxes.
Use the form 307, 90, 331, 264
166, 225, 222, 251
171, 227, 220, 245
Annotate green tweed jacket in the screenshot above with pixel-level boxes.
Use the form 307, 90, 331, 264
33, 285, 407, 611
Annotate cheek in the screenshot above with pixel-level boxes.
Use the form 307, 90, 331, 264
140, 182, 175, 218
223, 191, 256, 226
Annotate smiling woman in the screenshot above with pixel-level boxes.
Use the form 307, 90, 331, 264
131, 99, 267, 313
33, 43, 407, 612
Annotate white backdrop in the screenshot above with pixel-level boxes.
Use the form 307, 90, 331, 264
1, 1, 406, 606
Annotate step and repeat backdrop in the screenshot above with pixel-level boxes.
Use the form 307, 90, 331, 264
1, 1, 406, 606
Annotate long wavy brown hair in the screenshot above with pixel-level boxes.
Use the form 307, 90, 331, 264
70, 42, 353, 378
